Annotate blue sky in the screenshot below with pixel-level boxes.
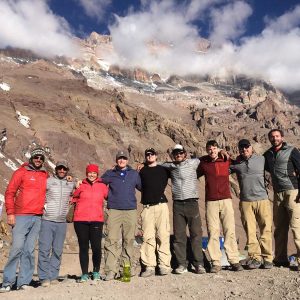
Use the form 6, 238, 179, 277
1, 0, 300, 91
48, 0, 299, 38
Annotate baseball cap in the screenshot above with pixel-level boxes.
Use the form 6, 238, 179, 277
145, 148, 157, 156
172, 144, 185, 153
55, 161, 69, 170
238, 139, 251, 148
116, 150, 129, 160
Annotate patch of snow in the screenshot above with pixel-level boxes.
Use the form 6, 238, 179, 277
0, 194, 4, 217
4, 159, 18, 171
97, 59, 110, 72
0, 56, 19, 65
15, 158, 24, 165
53, 62, 65, 67
16, 111, 31, 128
0, 82, 10, 91
47, 160, 56, 169
0, 152, 5, 158
76, 105, 80, 110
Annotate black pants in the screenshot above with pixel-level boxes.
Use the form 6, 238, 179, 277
173, 200, 204, 267
74, 222, 103, 274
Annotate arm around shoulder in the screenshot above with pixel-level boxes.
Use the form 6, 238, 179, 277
291, 148, 300, 173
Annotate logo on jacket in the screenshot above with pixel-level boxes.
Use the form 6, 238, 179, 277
30, 177, 36, 181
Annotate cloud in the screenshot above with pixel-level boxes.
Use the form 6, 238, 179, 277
0, 0, 78, 58
209, 1, 253, 46
264, 5, 300, 34
107, 0, 300, 91
77, 0, 112, 22
234, 9, 300, 91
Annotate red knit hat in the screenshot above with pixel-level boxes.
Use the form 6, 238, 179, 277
86, 164, 99, 175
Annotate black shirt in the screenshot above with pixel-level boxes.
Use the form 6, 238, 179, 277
140, 165, 169, 205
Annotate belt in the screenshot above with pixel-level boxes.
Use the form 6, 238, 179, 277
143, 202, 166, 208
174, 199, 198, 203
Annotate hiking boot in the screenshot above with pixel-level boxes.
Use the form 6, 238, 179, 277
77, 274, 89, 283
0, 285, 11, 293
104, 271, 115, 281
174, 265, 188, 274
247, 259, 261, 270
231, 263, 243, 272
263, 261, 273, 269
140, 267, 155, 278
273, 260, 290, 268
159, 267, 170, 276
194, 265, 206, 274
17, 285, 32, 290
92, 272, 101, 281
50, 279, 60, 285
41, 279, 51, 287
210, 265, 222, 273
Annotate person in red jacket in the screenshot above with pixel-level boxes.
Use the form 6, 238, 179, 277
0, 148, 48, 293
198, 140, 242, 273
72, 164, 108, 283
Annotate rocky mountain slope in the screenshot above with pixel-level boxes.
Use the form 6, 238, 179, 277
0, 33, 300, 256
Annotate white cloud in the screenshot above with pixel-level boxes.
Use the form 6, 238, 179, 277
108, 1, 300, 91
77, 0, 112, 22
264, 5, 300, 34
0, 0, 78, 58
209, 1, 253, 46
185, 0, 223, 21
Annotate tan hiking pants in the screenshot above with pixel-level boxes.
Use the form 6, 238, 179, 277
273, 189, 300, 263
140, 202, 171, 269
104, 209, 137, 274
240, 199, 273, 262
206, 199, 240, 266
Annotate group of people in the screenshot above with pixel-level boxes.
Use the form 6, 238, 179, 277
0, 128, 300, 293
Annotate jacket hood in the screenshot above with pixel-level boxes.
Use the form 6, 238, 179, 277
22, 162, 47, 172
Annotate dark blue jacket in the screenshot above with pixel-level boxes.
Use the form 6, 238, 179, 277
101, 166, 141, 210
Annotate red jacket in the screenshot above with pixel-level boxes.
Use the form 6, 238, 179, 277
198, 156, 232, 201
72, 178, 108, 222
5, 163, 48, 215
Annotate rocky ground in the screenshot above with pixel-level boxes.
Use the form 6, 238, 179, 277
1, 239, 300, 300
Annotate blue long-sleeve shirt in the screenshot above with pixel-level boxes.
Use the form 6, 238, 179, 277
101, 166, 141, 210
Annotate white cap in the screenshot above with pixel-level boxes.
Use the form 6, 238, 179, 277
173, 144, 184, 151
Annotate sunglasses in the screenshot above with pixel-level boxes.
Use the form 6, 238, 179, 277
173, 151, 185, 155
145, 153, 156, 157
239, 145, 251, 150
117, 156, 128, 160
56, 166, 68, 171
32, 155, 45, 161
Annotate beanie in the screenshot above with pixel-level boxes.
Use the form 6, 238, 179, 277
86, 164, 99, 175
30, 148, 46, 159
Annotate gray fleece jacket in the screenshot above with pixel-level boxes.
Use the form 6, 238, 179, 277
43, 176, 75, 222
230, 154, 268, 201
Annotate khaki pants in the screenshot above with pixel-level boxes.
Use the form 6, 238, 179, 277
104, 209, 137, 274
240, 199, 273, 262
140, 203, 171, 269
206, 199, 240, 265
273, 189, 300, 263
